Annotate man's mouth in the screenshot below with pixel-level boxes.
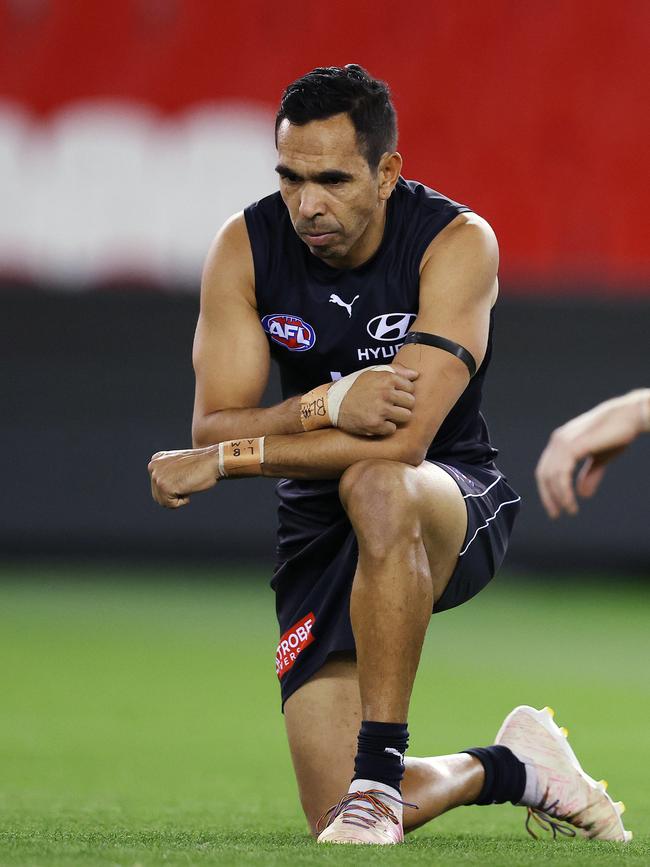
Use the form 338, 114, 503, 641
301, 231, 337, 247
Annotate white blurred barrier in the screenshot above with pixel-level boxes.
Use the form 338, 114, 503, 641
0, 100, 277, 286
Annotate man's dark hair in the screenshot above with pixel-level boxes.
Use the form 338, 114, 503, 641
275, 64, 398, 170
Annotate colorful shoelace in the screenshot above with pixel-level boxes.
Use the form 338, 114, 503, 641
317, 789, 417, 832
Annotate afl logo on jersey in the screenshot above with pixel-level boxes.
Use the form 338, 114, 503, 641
367, 313, 416, 341
262, 313, 316, 351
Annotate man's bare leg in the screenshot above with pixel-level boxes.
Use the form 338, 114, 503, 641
285, 654, 484, 836
287, 459, 481, 837
286, 657, 633, 843
338, 459, 468, 724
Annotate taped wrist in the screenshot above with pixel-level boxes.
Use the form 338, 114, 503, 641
217, 436, 265, 478
300, 382, 331, 431
300, 365, 395, 431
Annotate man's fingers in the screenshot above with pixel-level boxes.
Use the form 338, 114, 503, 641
376, 420, 397, 436
547, 465, 579, 516
151, 478, 163, 506
391, 375, 416, 394
165, 494, 190, 509
391, 362, 419, 381
150, 465, 189, 509
576, 446, 624, 500
390, 389, 415, 410
385, 405, 412, 426
535, 463, 560, 518
156, 479, 191, 508
537, 476, 560, 518
576, 457, 607, 499
535, 429, 583, 518
535, 451, 567, 519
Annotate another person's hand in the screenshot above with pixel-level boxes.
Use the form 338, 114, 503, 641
148, 446, 219, 509
535, 389, 650, 518
337, 363, 419, 436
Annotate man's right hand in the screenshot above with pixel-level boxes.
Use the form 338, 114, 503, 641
535, 388, 650, 518
337, 363, 418, 437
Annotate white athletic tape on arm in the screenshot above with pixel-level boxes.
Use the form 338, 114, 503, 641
300, 382, 331, 431
217, 437, 264, 478
327, 365, 395, 426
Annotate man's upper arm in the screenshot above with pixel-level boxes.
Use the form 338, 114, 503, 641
390, 213, 498, 462
192, 213, 270, 427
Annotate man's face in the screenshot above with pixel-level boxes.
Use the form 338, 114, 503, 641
276, 113, 384, 266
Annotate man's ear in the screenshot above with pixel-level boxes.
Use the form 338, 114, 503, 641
377, 152, 402, 200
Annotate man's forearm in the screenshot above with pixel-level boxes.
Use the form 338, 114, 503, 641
149, 426, 423, 509
193, 363, 418, 447
214, 427, 423, 481
261, 428, 421, 479
192, 397, 303, 447
562, 388, 650, 459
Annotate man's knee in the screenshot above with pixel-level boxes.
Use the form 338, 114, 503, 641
339, 460, 421, 555
339, 459, 417, 514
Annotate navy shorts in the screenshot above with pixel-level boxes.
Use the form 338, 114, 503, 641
272, 459, 521, 708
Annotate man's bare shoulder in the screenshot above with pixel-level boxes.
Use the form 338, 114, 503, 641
203, 211, 251, 273
201, 211, 255, 305
420, 211, 498, 273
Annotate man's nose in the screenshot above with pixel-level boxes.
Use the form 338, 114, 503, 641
298, 184, 325, 220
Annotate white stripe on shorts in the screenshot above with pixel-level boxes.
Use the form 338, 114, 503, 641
462, 475, 502, 499
458, 495, 522, 557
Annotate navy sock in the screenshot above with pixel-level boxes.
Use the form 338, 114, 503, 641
353, 720, 409, 793
462, 745, 526, 805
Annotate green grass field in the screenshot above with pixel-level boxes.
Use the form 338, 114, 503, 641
0, 564, 648, 866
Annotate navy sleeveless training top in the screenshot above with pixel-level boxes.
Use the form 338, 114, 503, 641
244, 177, 497, 466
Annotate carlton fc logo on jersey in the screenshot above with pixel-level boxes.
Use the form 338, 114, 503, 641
262, 313, 316, 351
367, 313, 416, 341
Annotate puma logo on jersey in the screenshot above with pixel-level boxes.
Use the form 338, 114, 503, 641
329, 293, 360, 318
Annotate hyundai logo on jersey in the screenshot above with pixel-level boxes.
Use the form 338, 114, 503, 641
366, 313, 417, 341
262, 314, 316, 351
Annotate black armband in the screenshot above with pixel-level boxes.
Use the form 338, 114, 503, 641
403, 331, 477, 378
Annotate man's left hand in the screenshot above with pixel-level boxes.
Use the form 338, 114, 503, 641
148, 446, 219, 509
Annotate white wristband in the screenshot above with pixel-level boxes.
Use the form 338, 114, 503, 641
328, 365, 395, 426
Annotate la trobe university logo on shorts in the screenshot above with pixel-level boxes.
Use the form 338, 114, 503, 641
262, 314, 316, 351
276, 612, 316, 679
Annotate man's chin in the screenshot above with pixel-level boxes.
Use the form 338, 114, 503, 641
303, 237, 347, 260
309, 245, 339, 260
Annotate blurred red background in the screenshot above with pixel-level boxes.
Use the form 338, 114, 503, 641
1, 0, 648, 292
2, 1, 648, 567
